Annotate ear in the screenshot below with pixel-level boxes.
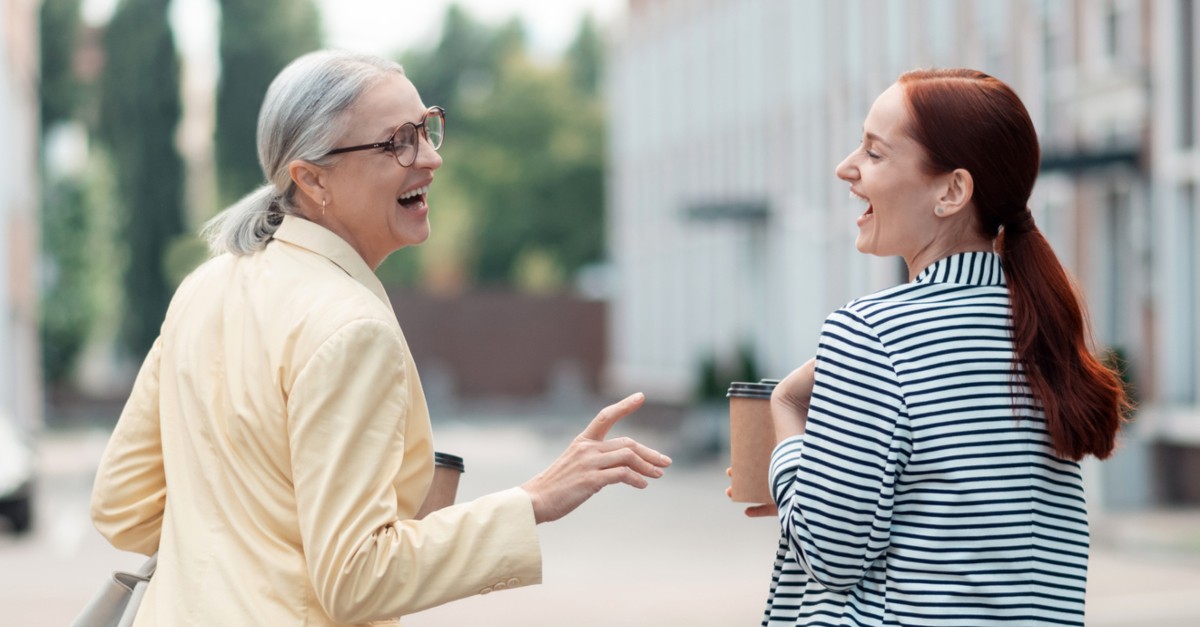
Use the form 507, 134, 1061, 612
288, 159, 329, 208
935, 168, 974, 217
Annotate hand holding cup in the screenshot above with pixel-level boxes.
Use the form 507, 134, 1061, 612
725, 466, 778, 517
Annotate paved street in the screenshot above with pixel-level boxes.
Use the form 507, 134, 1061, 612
3, 416, 1200, 626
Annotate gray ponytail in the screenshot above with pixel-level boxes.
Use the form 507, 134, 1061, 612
203, 50, 404, 255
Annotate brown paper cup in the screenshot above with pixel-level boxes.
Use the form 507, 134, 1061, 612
728, 382, 776, 504
415, 452, 465, 519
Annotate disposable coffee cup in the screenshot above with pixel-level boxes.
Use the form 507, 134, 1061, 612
415, 452, 465, 519
727, 381, 777, 504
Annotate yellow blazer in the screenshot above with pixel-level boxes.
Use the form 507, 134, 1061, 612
91, 216, 542, 626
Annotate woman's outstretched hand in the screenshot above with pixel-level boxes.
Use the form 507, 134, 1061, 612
521, 393, 672, 524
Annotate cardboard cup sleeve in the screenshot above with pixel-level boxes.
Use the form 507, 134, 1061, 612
727, 381, 777, 504
415, 452, 465, 519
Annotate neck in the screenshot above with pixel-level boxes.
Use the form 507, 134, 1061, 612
904, 236, 994, 281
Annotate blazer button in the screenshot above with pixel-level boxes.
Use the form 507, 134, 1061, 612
506, 578, 520, 587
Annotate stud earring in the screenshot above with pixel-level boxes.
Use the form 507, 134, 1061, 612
935, 206, 945, 216
322, 199, 327, 216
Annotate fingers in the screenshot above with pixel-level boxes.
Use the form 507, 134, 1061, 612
599, 435, 671, 468
597, 466, 650, 490
580, 392, 645, 441
595, 448, 666, 481
726, 466, 776, 516
744, 503, 778, 518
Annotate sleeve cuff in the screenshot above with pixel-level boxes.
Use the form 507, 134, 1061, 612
769, 435, 805, 507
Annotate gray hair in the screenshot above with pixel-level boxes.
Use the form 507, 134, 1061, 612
202, 50, 405, 255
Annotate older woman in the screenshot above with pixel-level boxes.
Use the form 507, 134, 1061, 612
757, 69, 1128, 625
90, 50, 670, 626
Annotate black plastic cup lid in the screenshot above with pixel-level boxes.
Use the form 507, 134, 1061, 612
726, 381, 775, 399
433, 451, 465, 472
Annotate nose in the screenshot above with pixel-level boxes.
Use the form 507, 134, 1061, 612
835, 150, 857, 182
414, 136, 443, 171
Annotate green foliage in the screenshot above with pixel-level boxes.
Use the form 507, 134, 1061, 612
401, 5, 515, 115
39, 0, 90, 385
565, 14, 604, 96
39, 0, 84, 131
695, 345, 762, 402
398, 8, 607, 290
215, 0, 322, 209
163, 234, 211, 288
40, 177, 95, 386
97, 0, 186, 357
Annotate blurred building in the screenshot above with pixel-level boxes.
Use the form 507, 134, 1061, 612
1, 0, 42, 431
606, 0, 1199, 506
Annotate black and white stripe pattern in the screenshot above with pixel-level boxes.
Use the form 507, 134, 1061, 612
764, 252, 1088, 626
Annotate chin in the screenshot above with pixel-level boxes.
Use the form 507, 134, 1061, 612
401, 226, 431, 247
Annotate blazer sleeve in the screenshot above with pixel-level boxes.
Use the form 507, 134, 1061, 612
769, 308, 911, 591
91, 337, 166, 556
287, 319, 541, 624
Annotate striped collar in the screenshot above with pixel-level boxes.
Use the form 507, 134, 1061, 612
912, 251, 1006, 287
272, 215, 393, 311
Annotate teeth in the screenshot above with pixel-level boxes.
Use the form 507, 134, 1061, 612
399, 185, 429, 200
849, 190, 869, 203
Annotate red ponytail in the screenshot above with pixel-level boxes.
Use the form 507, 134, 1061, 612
898, 69, 1130, 460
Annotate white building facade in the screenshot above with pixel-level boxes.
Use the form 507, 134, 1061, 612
607, 0, 1198, 503
1, 0, 42, 432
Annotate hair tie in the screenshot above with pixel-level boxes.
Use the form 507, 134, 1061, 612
1004, 208, 1036, 236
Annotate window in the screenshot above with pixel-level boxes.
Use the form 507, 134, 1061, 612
1105, 1, 1120, 59
1178, 183, 1197, 402
1182, 0, 1196, 147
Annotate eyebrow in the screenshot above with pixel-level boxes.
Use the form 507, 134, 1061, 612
865, 131, 892, 149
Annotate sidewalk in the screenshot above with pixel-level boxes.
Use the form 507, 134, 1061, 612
23, 415, 1200, 626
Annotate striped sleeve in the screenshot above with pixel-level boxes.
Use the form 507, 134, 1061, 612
770, 307, 911, 592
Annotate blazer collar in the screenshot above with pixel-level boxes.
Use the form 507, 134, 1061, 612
913, 251, 1006, 287
272, 215, 393, 310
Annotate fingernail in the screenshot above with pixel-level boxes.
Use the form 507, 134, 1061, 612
661, 454, 672, 465
633, 392, 645, 402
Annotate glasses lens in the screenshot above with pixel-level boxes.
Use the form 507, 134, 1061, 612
393, 124, 418, 166
424, 110, 444, 150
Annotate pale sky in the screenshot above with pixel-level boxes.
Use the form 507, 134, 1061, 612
84, 0, 626, 61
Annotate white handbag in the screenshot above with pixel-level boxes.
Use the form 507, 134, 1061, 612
70, 553, 157, 627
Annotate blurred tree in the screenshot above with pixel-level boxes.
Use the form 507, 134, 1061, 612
460, 53, 605, 286
39, 0, 83, 131
391, 10, 607, 291
39, 177, 95, 387
400, 5, 507, 115
565, 13, 603, 96
97, 0, 185, 358
38, 0, 94, 387
214, 0, 322, 209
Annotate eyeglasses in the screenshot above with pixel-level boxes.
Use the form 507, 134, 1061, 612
324, 106, 445, 167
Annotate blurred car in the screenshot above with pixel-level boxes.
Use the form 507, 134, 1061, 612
0, 413, 34, 534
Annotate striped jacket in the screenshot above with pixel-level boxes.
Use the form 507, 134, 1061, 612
765, 252, 1088, 626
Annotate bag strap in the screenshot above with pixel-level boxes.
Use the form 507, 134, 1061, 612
111, 554, 158, 593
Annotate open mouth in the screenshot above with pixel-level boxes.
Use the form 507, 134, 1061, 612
398, 184, 429, 209
850, 189, 873, 216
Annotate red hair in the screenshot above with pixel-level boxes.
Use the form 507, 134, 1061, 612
897, 68, 1129, 460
